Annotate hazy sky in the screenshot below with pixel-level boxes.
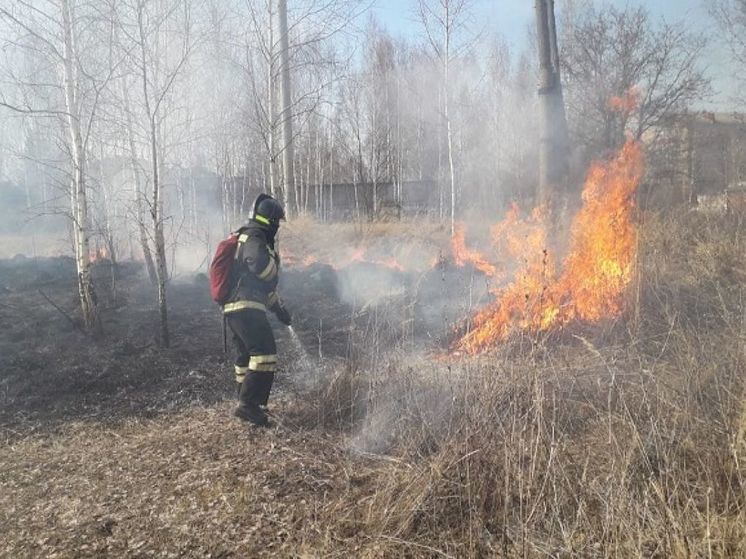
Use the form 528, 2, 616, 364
369, 0, 737, 111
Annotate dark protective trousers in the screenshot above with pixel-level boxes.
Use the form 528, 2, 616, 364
225, 308, 277, 406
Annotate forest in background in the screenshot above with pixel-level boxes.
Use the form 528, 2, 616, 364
0, 0, 722, 236
2, 2, 746, 557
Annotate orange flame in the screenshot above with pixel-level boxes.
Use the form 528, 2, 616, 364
350, 247, 366, 263
608, 87, 640, 116
451, 224, 499, 277
88, 246, 108, 263
456, 138, 644, 353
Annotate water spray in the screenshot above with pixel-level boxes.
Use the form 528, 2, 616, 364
287, 325, 313, 374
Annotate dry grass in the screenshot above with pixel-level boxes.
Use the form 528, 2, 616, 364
289, 211, 746, 557
310, 346, 745, 557
0, 400, 373, 558
281, 216, 448, 266
2, 211, 745, 557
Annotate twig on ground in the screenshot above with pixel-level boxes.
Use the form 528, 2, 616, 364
37, 289, 88, 336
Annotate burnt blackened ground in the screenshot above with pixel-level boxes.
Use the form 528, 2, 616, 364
0, 256, 378, 558
0, 254, 484, 437
0, 259, 228, 436
0, 257, 366, 438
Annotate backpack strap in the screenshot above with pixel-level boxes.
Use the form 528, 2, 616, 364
234, 229, 249, 260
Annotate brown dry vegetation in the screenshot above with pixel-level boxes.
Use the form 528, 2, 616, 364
1, 212, 745, 558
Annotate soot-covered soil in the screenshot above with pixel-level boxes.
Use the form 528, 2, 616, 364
0, 252, 487, 557
0, 257, 371, 557
1, 258, 228, 432
0, 257, 357, 432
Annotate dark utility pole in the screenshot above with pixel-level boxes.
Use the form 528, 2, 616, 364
535, 0, 569, 205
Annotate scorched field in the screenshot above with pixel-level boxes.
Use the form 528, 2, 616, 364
2, 210, 745, 558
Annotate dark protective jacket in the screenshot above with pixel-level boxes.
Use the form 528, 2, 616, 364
223, 219, 283, 314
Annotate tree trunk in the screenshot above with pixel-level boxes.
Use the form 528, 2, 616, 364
535, 0, 570, 205
267, 0, 280, 201
444, 3, 457, 236
61, 0, 98, 332
278, 0, 295, 215
150, 115, 169, 347
304, 136, 312, 213
328, 121, 334, 220
138, 4, 169, 347
685, 120, 695, 205
121, 78, 157, 285
355, 125, 364, 220
437, 89, 444, 220
98, 136, 118, 298
396, 71, 403, 205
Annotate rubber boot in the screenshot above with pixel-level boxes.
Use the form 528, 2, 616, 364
234, 373, 269, 427
255, 372, 275, 407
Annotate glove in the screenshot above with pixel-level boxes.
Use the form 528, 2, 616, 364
274, 304, 292, 326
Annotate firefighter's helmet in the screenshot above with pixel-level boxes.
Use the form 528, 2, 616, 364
254, 195, 285, 226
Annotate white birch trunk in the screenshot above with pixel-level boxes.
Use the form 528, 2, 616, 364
137, 4, 170, 347
121, 78, 157, 285
278, 0, 294, 215
444, 2, 456, 236
61, 0, 97, 331
268, 0, 280, 199
328, 122, 334, 220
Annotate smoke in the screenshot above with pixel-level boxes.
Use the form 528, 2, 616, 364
347, 353, 460, 455
171, 241, 216, 278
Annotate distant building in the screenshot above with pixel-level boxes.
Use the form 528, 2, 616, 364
289, 179, 440, 220
216, 177, 441, 221
647, 112, 746, 212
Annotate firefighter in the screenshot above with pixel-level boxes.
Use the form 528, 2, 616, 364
224, 194, 291, 427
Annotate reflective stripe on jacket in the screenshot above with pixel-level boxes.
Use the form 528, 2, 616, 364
223, 220, 280, 314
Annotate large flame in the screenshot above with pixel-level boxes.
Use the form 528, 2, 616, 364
455, 138, 644, 353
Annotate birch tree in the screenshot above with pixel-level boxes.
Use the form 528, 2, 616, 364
118, 0, 196, 347
120, 75, 157, 284
0, 0, 120, 331
416, 0, 473, 235
239, 0, 362, 215
277, 0, 295, 214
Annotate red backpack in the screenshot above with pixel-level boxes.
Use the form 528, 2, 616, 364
209, 233, 240, 304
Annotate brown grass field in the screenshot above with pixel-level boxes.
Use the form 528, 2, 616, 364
1, 211, 745, 558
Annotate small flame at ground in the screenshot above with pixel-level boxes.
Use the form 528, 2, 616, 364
88, 247, 108, 263
452, 224, 499, 277
283, 245, 408, 273
455, 138, 644, 354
